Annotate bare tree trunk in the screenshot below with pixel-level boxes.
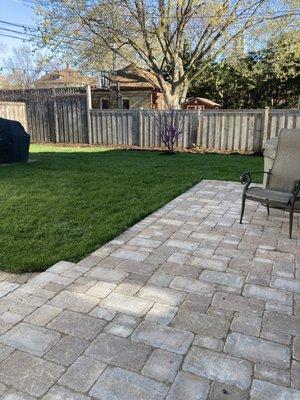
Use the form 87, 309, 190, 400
163, 80, 189, 109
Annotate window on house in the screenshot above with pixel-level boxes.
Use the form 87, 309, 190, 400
101, 99, 109, 109
123, 99, 130, 109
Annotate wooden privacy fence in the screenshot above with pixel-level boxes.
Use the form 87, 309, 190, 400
0, 87, 300, 153
90, 108, 300, 153
0, 101, 27, 130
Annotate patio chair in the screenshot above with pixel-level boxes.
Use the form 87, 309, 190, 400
240, 128, 300, 238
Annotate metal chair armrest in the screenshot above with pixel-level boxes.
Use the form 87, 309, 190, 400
240, 171, 270, 186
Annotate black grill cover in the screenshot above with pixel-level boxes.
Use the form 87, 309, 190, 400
0, 117, 30, 163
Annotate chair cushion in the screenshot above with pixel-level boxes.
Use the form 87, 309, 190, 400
246, 187, 292, 205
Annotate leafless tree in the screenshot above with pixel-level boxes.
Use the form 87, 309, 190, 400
35, 0, 298, 107
2, 45, 56, 89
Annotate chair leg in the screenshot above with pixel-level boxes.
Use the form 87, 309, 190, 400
289, 207, 294, 239
266, 203, 270, 216
240, 195, 246, 224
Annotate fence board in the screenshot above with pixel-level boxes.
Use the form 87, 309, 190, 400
0, 101, 27, 130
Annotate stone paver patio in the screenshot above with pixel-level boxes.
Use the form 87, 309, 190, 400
0, 180, 300, 399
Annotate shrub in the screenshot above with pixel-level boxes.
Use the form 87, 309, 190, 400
155, 110, 182, 153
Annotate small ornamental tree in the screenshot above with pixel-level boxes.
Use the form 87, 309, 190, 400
155, 110, 182, 153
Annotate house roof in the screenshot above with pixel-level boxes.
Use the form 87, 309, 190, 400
185, 97, 221, 107
34, 65, 160, 91
111, 65, 160, 89
34, 68, 95, 88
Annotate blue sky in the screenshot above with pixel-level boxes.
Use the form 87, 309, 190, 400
0, 0, 36, 56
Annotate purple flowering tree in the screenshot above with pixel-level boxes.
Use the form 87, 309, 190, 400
155, 110, 182, 153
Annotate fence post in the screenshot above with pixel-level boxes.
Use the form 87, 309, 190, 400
86, 85, 92, 144
196, 109, 202, 148
262, 106, 270, 148
132, 110, 141, 146
52, 88, 59, 143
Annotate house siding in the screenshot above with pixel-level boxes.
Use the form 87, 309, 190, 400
92, 90, 155, 110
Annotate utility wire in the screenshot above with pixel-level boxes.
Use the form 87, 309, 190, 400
0, 19, 38, 31
0, 33, 30, 41
0, 27, 36, 37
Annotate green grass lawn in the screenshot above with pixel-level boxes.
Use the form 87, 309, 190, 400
0, 145, 263, 273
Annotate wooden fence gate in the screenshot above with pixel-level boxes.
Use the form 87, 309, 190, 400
0, 88, 88, 143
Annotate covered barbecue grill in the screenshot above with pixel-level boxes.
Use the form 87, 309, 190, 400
0, 117, 30, 163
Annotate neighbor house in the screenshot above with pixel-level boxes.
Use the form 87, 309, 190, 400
34, 65, 166, 110
92, 65, 166, 110
183, 97, 221, 110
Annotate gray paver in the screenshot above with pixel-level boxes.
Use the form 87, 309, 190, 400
166, 372, 210, 400
104, 322, 134, 337
58, 355, 106, 392
254, 364, 290, 387
0, 390, 35, 399
165, 239, 198, 252
113, 249, 149, 262
291, 360, 300, 389
250, 379, 300, 400
270, 277, 300, 293
116, 260, 157, 275
243, 284, 293, 306
183, 346, 252, 390
89, 307, 116, 321
86, 266, 127, 283
193, 335, 224, 352
224, 332, 290, 369
49, 290, 99, 312
48, 310, 105, 340
85, 332, 152, 371
90, 366, 168, 400
200, 270, 244, 288
42, 386, 90, 399
145, 303, 178, 325
132, 320, 194, 354
1, 322, 60, 356
85, 281, 116, 298
45, 335, 88, 366
101, 292, 153, 316
231, 312, 262, 337
113, 313, 140, 327
262, 311, 300, 336
173, 311, 229, 339
293, 337, 300, 361
211, 291, 264, 315
0, 351, 64, 397
142, 349, 182, 383
0, 383, 7, 397
24, 304, 62, 326
209, 382, 248, 400
0, 343, 14, 362
169, 276, 215, 296
138, 285, 185, 306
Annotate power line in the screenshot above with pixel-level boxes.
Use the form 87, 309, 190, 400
0, 27, 36, 37
0, 19, 38, 31
0, 33, 30, 41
